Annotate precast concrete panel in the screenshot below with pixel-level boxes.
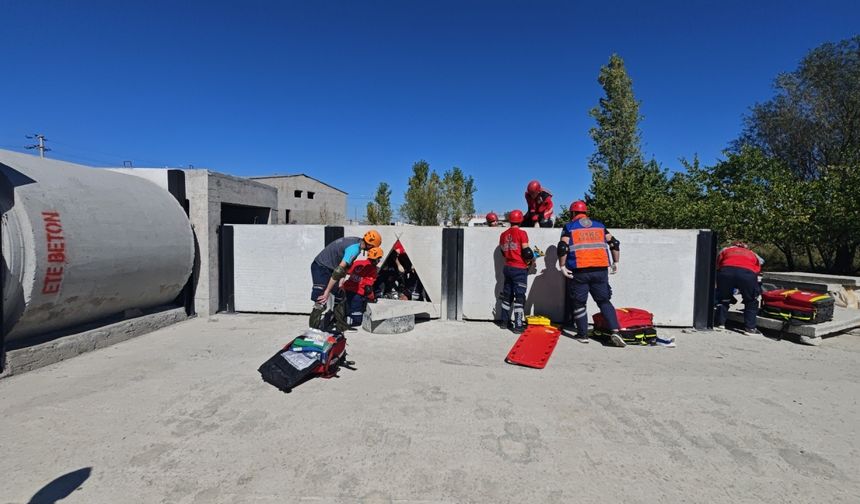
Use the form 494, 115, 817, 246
232, 224, 325, 313
0, 150, 194, 340
461, 227, 700, 326
344, 225, 442, 317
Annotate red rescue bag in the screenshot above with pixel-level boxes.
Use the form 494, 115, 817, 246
760, 289, 834, 324
593, 307, 657, 345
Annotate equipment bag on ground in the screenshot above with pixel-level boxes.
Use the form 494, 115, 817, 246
258, 329, 348, 393
760, 289, 834, 324
592, 307, 657, 345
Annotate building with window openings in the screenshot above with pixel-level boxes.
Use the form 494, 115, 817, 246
250, 174, 347, 224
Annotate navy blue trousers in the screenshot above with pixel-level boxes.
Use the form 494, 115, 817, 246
567, 268, 619, 337
499, 265, 528, 325
714, 266, 760, 329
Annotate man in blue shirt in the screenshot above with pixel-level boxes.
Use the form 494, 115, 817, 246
310, 230, 382, 331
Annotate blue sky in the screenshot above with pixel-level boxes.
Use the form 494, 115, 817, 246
2, 1, 857, 220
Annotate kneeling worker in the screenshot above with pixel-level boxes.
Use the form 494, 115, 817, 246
341, 246, 384, 327
714, 241, 764, 335
558, 201, 624, 346
309, 230, 382, 331
498, 210, 535, 333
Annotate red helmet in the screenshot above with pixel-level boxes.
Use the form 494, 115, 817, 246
508, 210, 524, 224
485, 212, 498, 224
527, 180, 541, 196
570, 200, 588, 214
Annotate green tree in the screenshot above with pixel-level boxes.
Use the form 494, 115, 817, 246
736, 35, 860, 272
588, 53, 643, 176
366, 182, 393, 225
441, 167, 477, 226
401, 160, 442, 225
585, 54, 671, 227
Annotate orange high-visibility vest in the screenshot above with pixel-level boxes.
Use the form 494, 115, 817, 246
563, 217, 610, 269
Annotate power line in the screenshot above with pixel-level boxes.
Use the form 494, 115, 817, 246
25, 134, 50, 158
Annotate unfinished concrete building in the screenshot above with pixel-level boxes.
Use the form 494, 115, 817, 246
250, 174, 347, 225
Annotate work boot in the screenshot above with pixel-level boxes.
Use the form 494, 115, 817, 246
309, 305, 325, 329
740, 327, 763, 337
609, 332, 627, 348
512, 313, 525, 334
572, 333, 590, 344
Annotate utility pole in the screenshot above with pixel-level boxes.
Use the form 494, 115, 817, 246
25, 134, 51, 158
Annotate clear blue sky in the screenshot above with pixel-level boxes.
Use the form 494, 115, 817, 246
2, 1, 857, 220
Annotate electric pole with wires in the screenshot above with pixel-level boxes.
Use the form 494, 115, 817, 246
25, 134, 51, 158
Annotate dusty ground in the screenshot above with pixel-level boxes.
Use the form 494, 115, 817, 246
1, 314, 859, 503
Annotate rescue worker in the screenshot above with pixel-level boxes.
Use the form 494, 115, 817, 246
498, 209, 535, 333
486, 212, 500, 227
714, 241, 764, 335
558, 201, 624, 346
523, 180, 554, 228
341, 246, 383, 327
309, 230, 382, 331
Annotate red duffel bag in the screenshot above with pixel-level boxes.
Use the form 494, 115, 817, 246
593, 307, 657, 345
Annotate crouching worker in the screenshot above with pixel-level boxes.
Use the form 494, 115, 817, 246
309, 230, 382, 332
498, 210, 535, 333
714, 241, 764, 336
558, 201, 625, 347
340, 246, 384, 327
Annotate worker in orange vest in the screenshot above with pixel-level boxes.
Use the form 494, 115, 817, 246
557, 200, 624, 346
715, 241, 765, 335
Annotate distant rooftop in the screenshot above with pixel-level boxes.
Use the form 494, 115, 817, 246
249, 173, 347, 195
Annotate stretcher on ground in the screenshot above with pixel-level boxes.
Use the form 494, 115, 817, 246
505, 325, 561, 369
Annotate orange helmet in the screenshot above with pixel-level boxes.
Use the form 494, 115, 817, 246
363, 230, 382, 248
509, 209, 524, 224
570, 200, 588, 214
527, 180, 541, 196
486, 212, 498, 224
367, 246, 384, 260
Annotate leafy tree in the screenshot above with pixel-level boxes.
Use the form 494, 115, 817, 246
366, 182, 393, 225
736, 35, 860, 272
585, 54, 671, 228
588, 53, 643, 176
401, 160, 442, 225
441, 167, 477, 226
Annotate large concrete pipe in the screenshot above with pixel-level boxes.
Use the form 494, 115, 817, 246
0, 150, 194, 341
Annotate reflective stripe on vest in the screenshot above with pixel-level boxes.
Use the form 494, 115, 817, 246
570, 225, 609, 268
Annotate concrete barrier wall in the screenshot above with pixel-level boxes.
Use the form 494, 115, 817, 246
343, 225, 442, 317
230, 224, 701, 325
461, 228, 700, 326
232, 225, 325, 313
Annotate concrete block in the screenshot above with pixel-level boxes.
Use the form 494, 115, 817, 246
461, 228, 700, 326
232, 225, 325, 313
727, 306, 860, 338
365, 299, 436, 319
362, 313, 415, 334
1, 307, 189, 378
344, 226, 443, 312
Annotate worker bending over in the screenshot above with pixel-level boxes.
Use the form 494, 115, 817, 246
309, 230, 382, 331
498, 210, 535, 333
558, 201, 624, 346
714, 241, 764, 336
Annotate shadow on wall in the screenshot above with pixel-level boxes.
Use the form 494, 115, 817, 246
28, 467, 92, 504
526, 245, 566, 321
